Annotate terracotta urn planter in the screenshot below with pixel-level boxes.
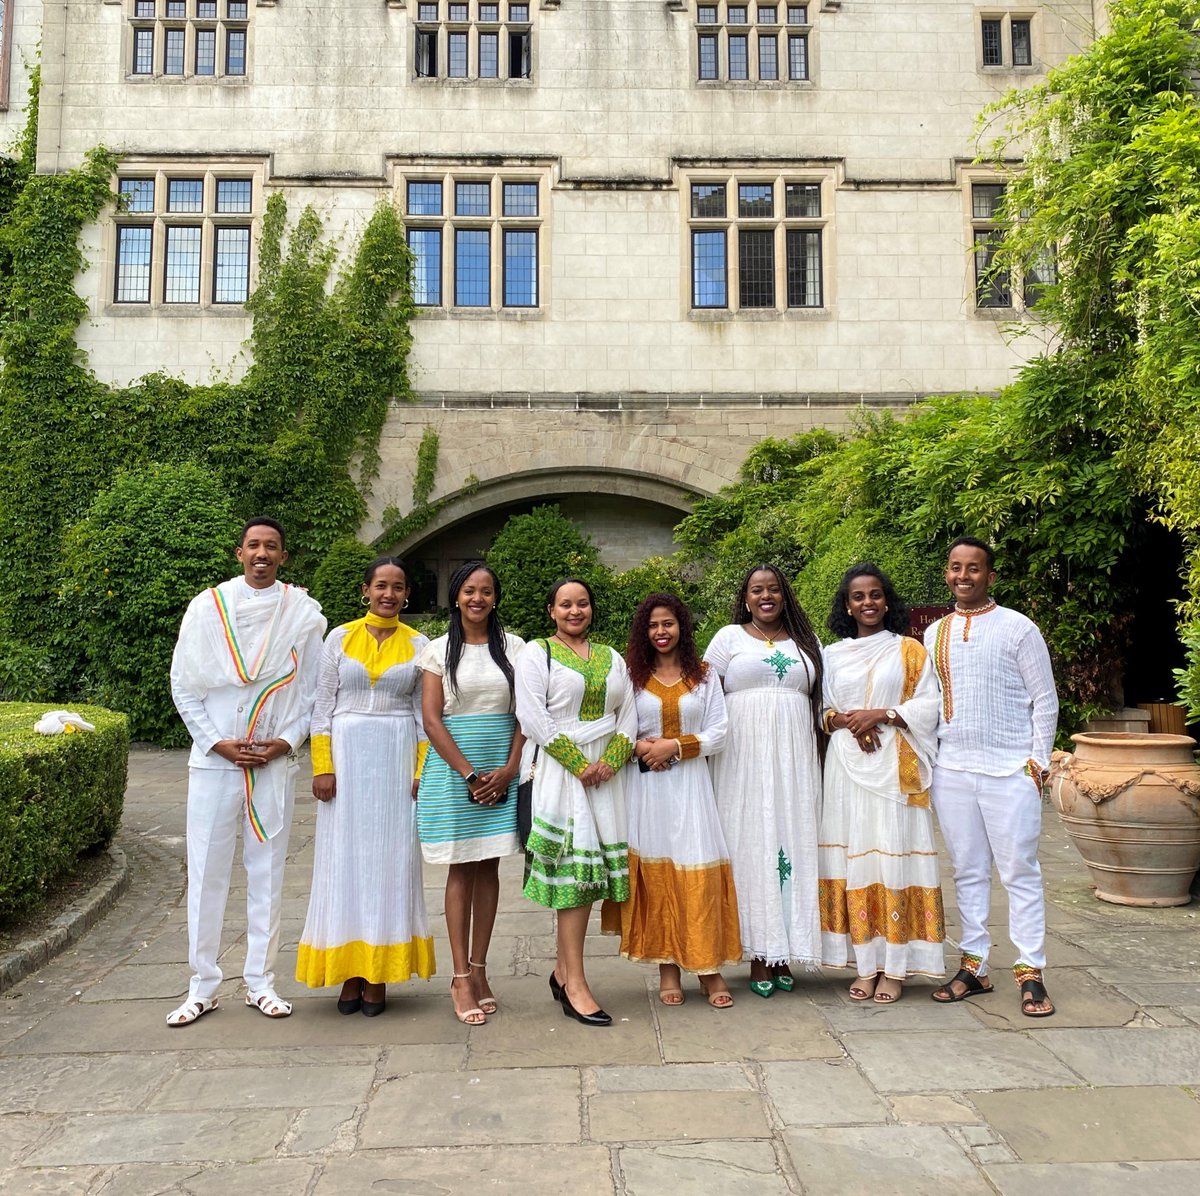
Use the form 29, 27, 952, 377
1050, 732, 1200, 907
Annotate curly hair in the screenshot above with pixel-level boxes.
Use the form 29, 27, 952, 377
731, 564, 825, 755
827, 562, 911, 640
626, 593, 705, 691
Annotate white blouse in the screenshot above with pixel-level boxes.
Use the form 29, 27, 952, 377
417, 633, 525, 717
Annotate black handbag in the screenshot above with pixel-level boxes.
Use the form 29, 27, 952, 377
516, 638, 551, 849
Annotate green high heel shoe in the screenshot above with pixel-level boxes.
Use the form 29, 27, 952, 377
773, 973, 795, 993
749, 978, 776, 998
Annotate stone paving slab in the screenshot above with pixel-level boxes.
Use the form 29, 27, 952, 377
984, 1160, 1200, 1194
971, 1085, 1200, 1163
1031, 1026, 1200, 1085
762, 1060, 890, 1126
889, 1093, 984, 1125
962, 970, 1139, 1030
589, 1090, 772, 1141
0, 1054, 176, 1114
658, 991, 842, 1064
0, 1159, 319, 1196
154, 1063, 375, 1110
843, 1029, 1081, 1092
590, 1063, 753, 1092
1, 994, 464, 1055
0, 1115, 51, 1166
22, 1109, 294, 1166
76, 962, 190, 1002
782, 1125, 992, 1194
360, 1066, 582, 1147
619, 1140, 791, 1194
315, 1146, 616, 1194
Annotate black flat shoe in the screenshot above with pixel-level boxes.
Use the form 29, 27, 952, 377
549, 972, 563, 1003
361, 998, 386, 1017
560, 990, 612, 1027
336, 996, 362, 1015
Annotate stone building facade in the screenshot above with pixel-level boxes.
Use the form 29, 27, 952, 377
9, 2, 1105, 603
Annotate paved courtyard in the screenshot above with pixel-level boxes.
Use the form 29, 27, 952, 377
2, 746, 1199, 1193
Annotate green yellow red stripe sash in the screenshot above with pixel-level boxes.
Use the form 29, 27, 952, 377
210, 584, 289, 683
242, 648, 299, 843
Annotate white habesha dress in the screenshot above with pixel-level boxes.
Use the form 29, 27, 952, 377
818, 631, 946, 979
416, 632, 525, 864
614, 670, 743, 974
295, 618, 436, 988
703, 624, 823, 967
515, 639, 637, 910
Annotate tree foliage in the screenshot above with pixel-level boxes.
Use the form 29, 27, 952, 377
0, 78, 417, 740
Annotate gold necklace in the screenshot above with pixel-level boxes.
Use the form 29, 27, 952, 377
749, 620, 783, 648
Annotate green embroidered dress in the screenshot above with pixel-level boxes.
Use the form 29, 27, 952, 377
515, 639, 637, 909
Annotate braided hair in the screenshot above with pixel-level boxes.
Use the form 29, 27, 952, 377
732, 563, 825, 756
445, 561, 515, 697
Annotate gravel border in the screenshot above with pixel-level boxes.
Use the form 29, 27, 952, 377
0, 842, 131, 993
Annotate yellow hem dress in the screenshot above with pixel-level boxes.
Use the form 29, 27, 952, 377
296, 616, 437, 988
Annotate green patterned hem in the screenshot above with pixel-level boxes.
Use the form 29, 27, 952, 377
543, 733, 589, 777
524, 871, 630, 910
599, 732, 634, 771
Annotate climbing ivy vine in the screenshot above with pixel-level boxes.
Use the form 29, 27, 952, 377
0, 76, 417, 737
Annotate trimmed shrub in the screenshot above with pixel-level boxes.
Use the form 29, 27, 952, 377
0, 702, 129, 922
64, 462, 238, 747
310, 537, 375, 630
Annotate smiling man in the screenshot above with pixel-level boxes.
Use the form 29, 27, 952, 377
166, 518, 326, 1026
923, 537, 1059, 1019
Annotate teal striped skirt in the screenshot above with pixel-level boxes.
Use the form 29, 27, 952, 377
417, 712, 522, 864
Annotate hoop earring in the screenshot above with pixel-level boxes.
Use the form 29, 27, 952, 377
403, 598, 410, 609
361, 595, 370, 607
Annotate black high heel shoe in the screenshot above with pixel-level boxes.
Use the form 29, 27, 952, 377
549, 972, 563, 1003
337, 979, 363, 1015
560, 988, 612, 1027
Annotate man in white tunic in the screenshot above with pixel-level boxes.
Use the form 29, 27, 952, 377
924, 537, 1058, 1018
167, 519, 326, 1026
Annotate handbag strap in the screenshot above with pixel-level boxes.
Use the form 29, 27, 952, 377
532, 637, 552, 767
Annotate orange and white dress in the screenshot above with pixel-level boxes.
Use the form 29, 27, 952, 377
615, 670, 742, 973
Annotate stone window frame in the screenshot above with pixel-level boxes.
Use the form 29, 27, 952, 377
123, 0, 253, 83
963, 169, 1054, 315
681, 166, 834, 319
411, 0, 535, 84
397, 164, 549, 316
977, 8, 1038, 73
107, 161, 264, 312
0, 0, 14, 111
691, 1, 814, 88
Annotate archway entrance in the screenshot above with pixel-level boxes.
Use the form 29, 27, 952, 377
389, 468, 698, 612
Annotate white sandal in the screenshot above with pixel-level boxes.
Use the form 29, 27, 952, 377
166, 997, 218, 1027
470, 959, 497, 1015
245, 990, 292, 1018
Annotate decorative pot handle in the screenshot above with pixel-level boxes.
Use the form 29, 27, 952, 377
1059, 766, 1147, 806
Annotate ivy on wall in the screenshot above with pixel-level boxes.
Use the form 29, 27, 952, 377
0, 76, 417, 739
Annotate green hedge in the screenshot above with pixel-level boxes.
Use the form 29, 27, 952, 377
0, 703, 129, 922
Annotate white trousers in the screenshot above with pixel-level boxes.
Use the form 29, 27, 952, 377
931, 765, 1046, 975
185, 766, 296, 1003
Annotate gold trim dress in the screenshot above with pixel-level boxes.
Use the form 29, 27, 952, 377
818, 632, 946, 979
615, 670, 742, 973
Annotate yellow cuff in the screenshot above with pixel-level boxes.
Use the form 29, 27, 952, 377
311, 734, 333, 777
677, 734, 701, 760
415, 739, 429, 779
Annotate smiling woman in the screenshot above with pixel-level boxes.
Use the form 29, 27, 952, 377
296, 556, 436, 1017
703, 564, 826, 997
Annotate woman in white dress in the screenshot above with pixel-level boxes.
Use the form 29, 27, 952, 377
296, 557, 435, 1016
418, 561, 525, 1025
617, 593, 740, 1008
819, 563, 945, 1004
515, 577, 637, 1027
703, 564, 825, 997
